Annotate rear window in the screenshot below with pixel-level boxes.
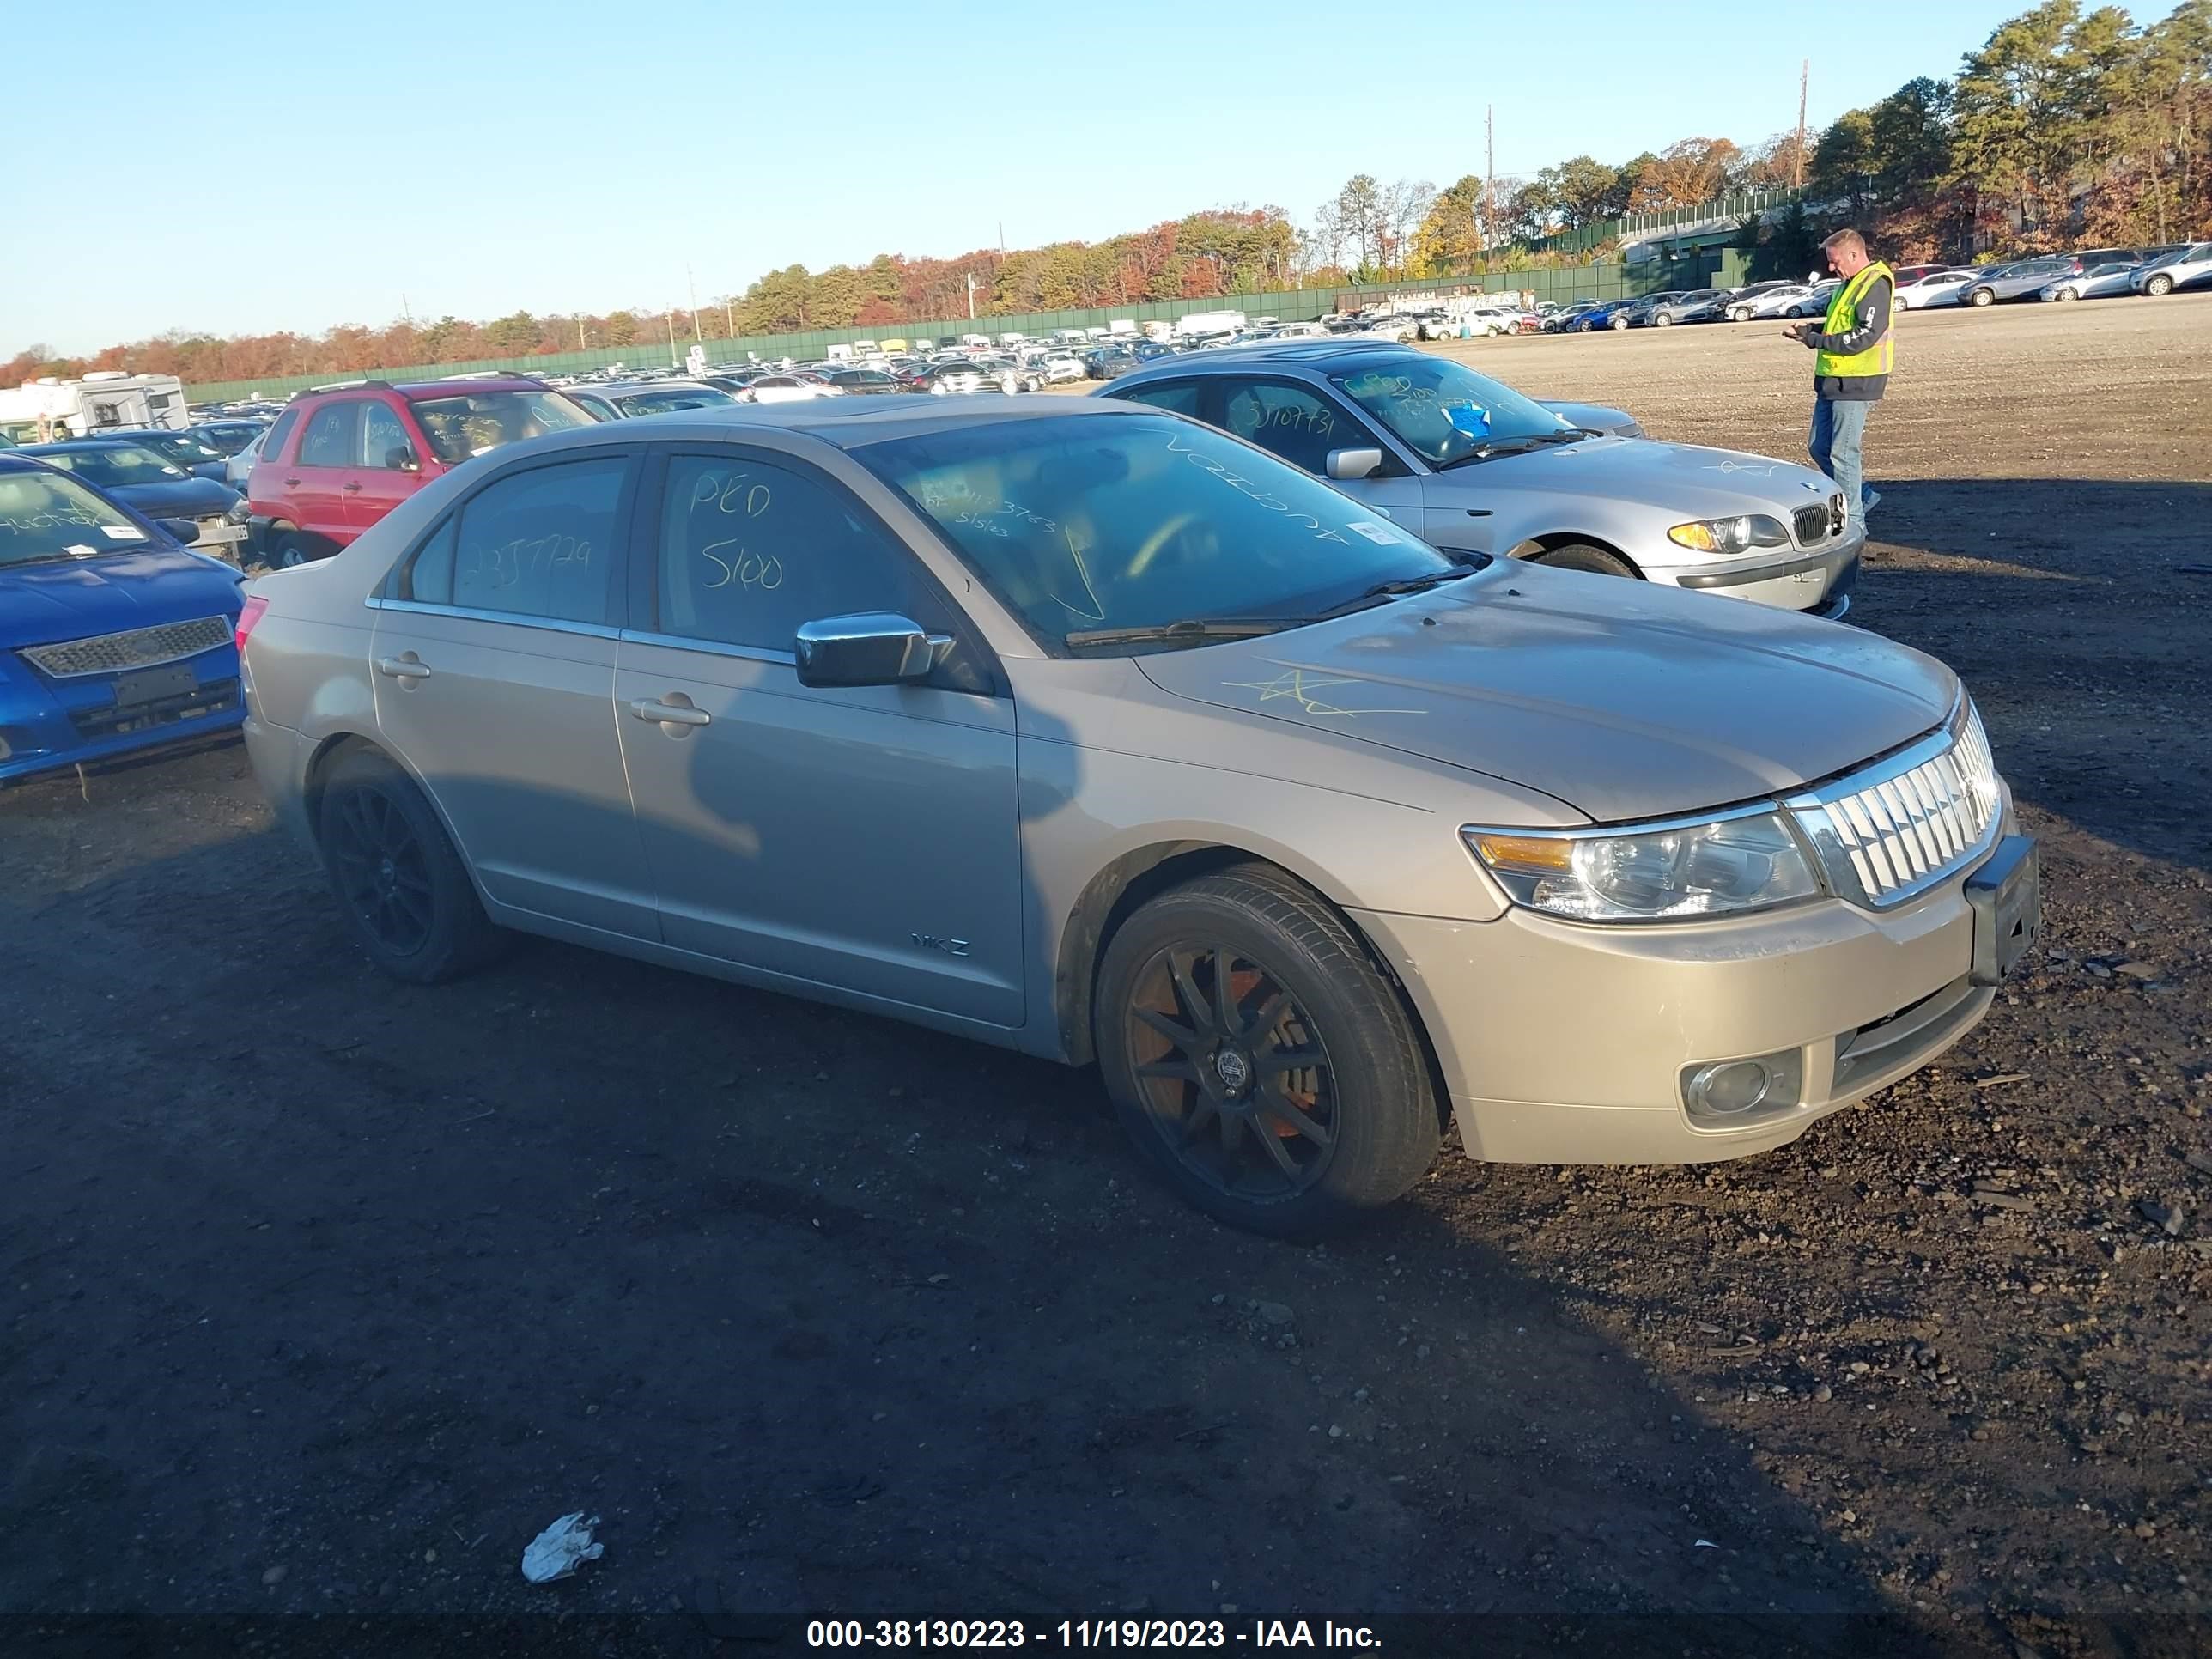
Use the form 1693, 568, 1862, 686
0, 466, 149, 566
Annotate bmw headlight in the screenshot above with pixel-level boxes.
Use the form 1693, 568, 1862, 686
1667, 514, 1791, 554
1463, 811, 1820, 922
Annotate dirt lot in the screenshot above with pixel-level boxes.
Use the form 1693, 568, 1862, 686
4, 295, 2210, 1656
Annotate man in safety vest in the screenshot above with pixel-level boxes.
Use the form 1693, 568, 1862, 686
1784, 228, 1893, 524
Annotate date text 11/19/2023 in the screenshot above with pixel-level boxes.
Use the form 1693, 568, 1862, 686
806, 1620, 1382, 1649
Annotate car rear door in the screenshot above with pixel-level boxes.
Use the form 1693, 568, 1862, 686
286, 399, 365, 546
368, 447, 659, 939
611, 444, 1024, 1027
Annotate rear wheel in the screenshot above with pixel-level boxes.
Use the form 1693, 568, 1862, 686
1095, 866, 1441, 1238
317, 748, 503, 984
1532, 543, 1638, 578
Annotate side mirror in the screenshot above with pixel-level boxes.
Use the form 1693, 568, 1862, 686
386, 443, 420, 471
793, 612, 950, 688
156, 518, 203, 544
1325, 447, 1384, 482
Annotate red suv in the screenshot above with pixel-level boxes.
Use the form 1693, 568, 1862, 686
246, 376, 590, 568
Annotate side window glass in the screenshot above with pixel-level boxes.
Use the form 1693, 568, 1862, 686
1218, 380, 1347, 474
656, 453, 946, 655
1119, 381, 1201, 417
362, 403, 412, 469
399, 517, 457, 603
450, 457, 627, 625
297, 403, 361, 468
261, 405, 301, 463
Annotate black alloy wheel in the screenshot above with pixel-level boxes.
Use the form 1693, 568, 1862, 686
325, 785, 435, 957
1124, 941, 1339, 1203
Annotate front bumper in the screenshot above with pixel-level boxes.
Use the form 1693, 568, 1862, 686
1644, 518, 1867, 615
1353, 830, 2031, 1164
0, 644, 245, 782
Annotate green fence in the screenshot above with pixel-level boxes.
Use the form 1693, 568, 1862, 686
180, 258, 1716, 404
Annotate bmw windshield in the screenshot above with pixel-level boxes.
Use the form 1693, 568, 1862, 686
0, 466, 150, 566
860, 412, 1456, 654
1330, 358, 1576, 469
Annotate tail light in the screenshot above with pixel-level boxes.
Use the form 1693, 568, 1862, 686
235, 593, 270, 655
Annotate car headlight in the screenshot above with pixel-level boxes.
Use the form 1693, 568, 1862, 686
1462, 811, 1820, 922
1667, 514, 1790, 554
224, 499, 252, 525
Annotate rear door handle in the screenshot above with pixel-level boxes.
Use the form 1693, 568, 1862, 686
283, 477, 301, 487
342, 482, 362, 493
629, 698, 711, 727
375, 656, 431, 680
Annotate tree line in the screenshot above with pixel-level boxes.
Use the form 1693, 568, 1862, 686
7, 0, 2203, 390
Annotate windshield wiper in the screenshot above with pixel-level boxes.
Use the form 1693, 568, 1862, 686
1436, 428, 1586, 471
1064, 617, 1309, 650
1314, 562, 1482, 618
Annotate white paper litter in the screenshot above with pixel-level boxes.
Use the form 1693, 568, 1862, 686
521, 1511, 605, 1583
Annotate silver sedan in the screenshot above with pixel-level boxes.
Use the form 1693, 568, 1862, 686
1100, 342, 1862, 617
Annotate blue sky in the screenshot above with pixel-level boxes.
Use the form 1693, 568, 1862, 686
3, 0, 2097, 355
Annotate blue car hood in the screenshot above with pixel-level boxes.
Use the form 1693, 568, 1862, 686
0, 546, 243, 650
108, 477, 241, 519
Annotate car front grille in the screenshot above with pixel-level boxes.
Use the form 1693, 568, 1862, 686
21, 616, 234, 680
1784, 702, 2003, 908
1793, 495, 1847, 545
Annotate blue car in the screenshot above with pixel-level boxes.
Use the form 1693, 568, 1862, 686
0, 453, 246, 783
1573, 297, 1640, 331
15, 439, 252, 564
99, 426, 232, 483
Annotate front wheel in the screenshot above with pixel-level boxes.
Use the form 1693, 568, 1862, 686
1095, 866, 1441, 1238
1970, 287, 1995, 307
1729, 307, 1752, 322
2056, 288, 2078, 301
1532, 542, 1638, 578
2146, 272, 2174, 296
1611, 314, 1630, 331
270, 532, 320, 569
1654, 312, 1674, 327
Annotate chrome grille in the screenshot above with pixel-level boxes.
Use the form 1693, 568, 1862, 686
1785, 702, 2003, 908
20, 616, 233, 679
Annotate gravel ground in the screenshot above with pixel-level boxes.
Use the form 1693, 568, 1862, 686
3, 295, 2209, 1657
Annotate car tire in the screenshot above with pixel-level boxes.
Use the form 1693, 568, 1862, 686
2056, 288, 2078, 301
1611, 314, 1630, 331
1970, 287, 1995, 307
1532, 543, 1638, 579
1654, 312, 1674, 326
2145, 272, 2173, 296
316, 747, 504, 985
1094, 864, 1441, 1239
1729, 307, 1752, 322
271, 532, 323, 568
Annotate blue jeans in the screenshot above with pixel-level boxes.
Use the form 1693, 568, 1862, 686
1808, 396, 1871, 520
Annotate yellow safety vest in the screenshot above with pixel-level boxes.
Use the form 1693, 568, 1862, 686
1814, 261, 1894, 379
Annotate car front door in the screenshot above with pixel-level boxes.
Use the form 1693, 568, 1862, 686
612, 445, 1024, 1027
347, 399, 420, 532
368, 448, 659, 939
1207, 374, 1431, 536
287, 399, 364, 546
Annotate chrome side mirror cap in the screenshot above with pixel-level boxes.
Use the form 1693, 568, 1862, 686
1325, 447, 1383, 482
794, 612, 950, 688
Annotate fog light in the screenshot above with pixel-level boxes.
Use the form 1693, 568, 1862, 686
1681, 1048, 1804, 1127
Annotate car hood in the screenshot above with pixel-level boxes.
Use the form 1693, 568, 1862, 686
0, 545, 243, 649
1450, 434, 1840, 518
106, 477, 241, 518
1134, 560, 1958, 823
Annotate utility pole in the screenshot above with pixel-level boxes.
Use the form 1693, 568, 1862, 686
1796, 59, 1808, 189
967, 270, 983, 320
577, 317, 586, 350
687, 265, 703, 342
1484, 104, 1495, 252
665, 309, 678, 368
725, 295, 734, 337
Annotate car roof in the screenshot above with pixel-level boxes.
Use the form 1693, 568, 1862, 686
16, 439, 152, 453
1107, 338, 1432, 378
461, 394, 1155, 458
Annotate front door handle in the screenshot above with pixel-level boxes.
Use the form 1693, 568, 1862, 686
629, 698, 711, 727
375, 656, 431, 681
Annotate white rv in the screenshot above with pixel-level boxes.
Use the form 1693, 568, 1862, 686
0, 371, 192, 443
1171, 309, 1249, 340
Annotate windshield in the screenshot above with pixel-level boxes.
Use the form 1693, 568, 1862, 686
611, 386, 737, 417
404, 390, 590, 463
860, 412, 1453, 653
32, 445, 190, 488
193, 424, 263, 455
1330, 357, 1570, 467
0, 466, 150, 565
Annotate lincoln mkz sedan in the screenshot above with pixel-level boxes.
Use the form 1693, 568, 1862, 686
240, 398, 2038, 1236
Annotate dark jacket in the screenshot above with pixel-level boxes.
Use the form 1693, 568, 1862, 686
1801, 272, 1893, 402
